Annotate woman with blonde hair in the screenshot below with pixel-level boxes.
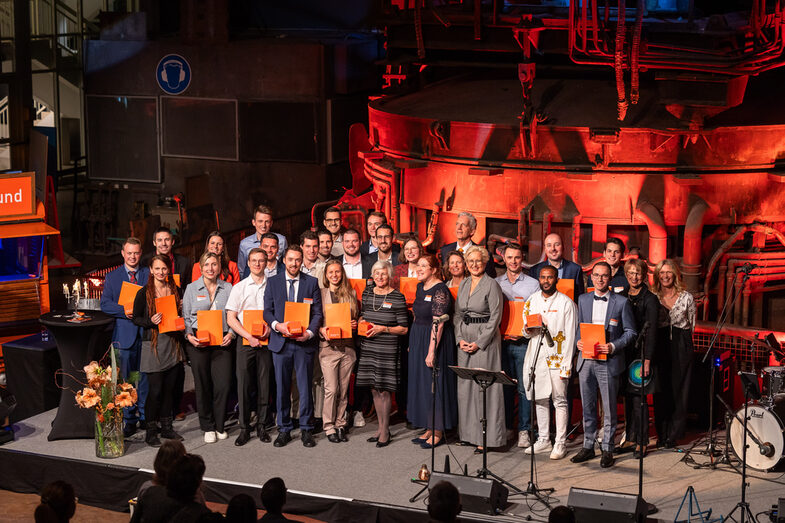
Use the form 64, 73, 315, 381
652, 259, 695, 448
318, 259, 359, 443
443, 250, 468, 289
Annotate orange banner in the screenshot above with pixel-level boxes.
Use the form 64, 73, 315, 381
0, 172, 35, 218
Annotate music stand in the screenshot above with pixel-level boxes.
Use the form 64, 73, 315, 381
449, 366, 527, 497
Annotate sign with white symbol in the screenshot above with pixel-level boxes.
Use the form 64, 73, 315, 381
156, 54, 191, 95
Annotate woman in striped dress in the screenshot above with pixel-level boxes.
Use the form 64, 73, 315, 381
356, 260, 409, 447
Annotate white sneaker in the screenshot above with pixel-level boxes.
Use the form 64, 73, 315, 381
517, 431, 531, 448
216, 431, 228, 440
525, 439, 553, 455
204, 431, 217, 443
550, 442, 567, 460
353, 411, 366, 428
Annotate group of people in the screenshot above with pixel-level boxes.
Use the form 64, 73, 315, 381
100, 204, 696, 470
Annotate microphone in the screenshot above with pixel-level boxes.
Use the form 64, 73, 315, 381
542, 324, 555, 347
760, 442, 775, 457
432, 314, 450, 325
738, 262, 758, 274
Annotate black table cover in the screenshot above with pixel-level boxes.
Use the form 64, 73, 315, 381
2, 332, 61, 423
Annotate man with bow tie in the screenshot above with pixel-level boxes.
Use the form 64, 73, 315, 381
571, 261, 636, 468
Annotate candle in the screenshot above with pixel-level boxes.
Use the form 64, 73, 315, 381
62, 283, 68, 297
83, 281, 88, 298
72, 282, 79, 299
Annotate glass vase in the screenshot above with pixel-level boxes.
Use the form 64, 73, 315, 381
95, 411, 125, 458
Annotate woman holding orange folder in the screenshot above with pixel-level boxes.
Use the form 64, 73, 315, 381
182, 252, 235, 444
132, 254, 185, 447
318, 259, 359, 443
191, 231, 241, 285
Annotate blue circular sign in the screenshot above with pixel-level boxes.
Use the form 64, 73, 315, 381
156, 54, 191, 95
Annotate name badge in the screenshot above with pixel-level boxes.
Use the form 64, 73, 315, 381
303, 298, 313, 305
196, 295, 207, 301
424, 295, 432, 302
609, 318, 619, 327
514, 296, 525, 301
613, 286, 624, 293
382, 301, 392, 309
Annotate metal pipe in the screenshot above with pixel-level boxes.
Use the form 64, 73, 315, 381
682, 200, 709, 292
615, 0, 628, 120
572, 214, 583, 265
630, 0, 644, 105
634, 202, 667, 265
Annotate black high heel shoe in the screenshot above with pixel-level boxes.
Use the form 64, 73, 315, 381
376, 433, 392, 448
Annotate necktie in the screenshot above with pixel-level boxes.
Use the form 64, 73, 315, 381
288, 279, 295, 301
593, 295, 607, 302
129, 270, 137, 284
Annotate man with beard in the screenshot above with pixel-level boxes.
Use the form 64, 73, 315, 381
521, 265, 577, 460
299, 230, 325, 285
317, 229, 334, 263
529, 233, 585, 301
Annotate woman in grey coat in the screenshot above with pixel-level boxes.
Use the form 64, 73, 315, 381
454, 245, 506, 451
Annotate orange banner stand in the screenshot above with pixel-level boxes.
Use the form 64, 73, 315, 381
500, 301, 526, 339
399, 277, 418, 304
156, 294, 184, 333
579, 323, 607, 361
196, 310, 223, 345
324, 302, 352, 339
284, 302, 310, 337
241, 309, 268, 346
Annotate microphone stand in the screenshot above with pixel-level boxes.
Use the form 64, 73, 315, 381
634, 323, 656, 517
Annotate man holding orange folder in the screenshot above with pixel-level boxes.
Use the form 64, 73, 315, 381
264, 245, 323, 448
226, 248, 273, 446
571, 262, 636, 469
100, 237, 149, 437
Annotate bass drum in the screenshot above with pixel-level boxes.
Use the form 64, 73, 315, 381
728, 396, 785, 472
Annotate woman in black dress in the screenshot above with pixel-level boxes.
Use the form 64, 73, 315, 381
407, 254, 458, 449
356, 260, 409, 447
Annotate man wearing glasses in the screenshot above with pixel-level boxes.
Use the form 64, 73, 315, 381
323, 207, 344, 257
571, 261, 636, 469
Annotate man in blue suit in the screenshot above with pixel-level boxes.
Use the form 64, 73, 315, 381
263, 245, 323, 448
529, 233, 585, 301
571, 261, 636, 468
100, 237, 150, 436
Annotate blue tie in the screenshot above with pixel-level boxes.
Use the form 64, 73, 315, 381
288, 279, 295, 302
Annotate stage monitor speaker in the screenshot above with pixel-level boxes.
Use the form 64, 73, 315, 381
429, 472, 508, 516
567, 487, 645, 523
777, 497, 785, 523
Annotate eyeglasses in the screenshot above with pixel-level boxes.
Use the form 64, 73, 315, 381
591, 274, 610, 279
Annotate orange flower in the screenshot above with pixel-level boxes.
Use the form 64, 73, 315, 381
119, 382, 138, 403
84, 361, 112, 388
114, 391, 135, 408
97, 413, 105, 423
75, 388, 100, 409
105, 402, 115, 411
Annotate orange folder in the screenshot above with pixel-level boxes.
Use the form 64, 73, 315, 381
349, 279, 367, 303
556, 279, 575, 300
284, 302, 310, 337
119, 281, 142, 314
156, 295, 184, 333
399, 277, 418, 304
241, 309, 268, 346
449, 286, 459, 301
500, 301, 526, 339
173, 274, 181, 287
196, 309, 223, 345
358, 321, 372, 336
580, 323, 607, 361
324, 302, 352, 339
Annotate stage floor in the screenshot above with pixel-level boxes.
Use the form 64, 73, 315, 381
4, 408, 785, 522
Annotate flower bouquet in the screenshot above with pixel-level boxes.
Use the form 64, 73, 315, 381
74, 348, 138, 458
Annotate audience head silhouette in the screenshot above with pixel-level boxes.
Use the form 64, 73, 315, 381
261, 477, 287, 515
428, 481, 461, 523
34, 480, 76, 523
167, 453, 206, 504
548, 505, 576, 523
225, 493, 257, 523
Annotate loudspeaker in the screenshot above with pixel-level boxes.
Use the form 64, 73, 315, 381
429, 472, 508, 515
777, 497, 785, 523
567, 487, 646, 522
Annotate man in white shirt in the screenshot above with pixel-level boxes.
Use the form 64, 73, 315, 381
338, 228, 367, 280
226, 248, 272, 446
522, 265, 577, 460
323, 207, 344, 257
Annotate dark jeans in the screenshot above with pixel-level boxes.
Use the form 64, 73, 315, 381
118, 340, 148, 424
145, 363, 184, 424
186, 343, 233, 432
236, 339, 273, 430
502, 339, 530, 432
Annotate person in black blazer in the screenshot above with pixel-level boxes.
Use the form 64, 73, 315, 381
263, 245, 324, 447
439, 211, 496, 277
529, 233, 585, 301
363, 224, 400, 274
141, 227, 192, 288
360, 212, 401, 258
337, 228, 370, 280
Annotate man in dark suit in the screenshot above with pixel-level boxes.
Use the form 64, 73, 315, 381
439, 211, 497, 276
337, 228, 370, 280
141, 227, 192, 288
263, 245, 323, 447
571, 261, 636, 468
360, 211, 401, 259
100, 237, 150, 436
363, 224, 400, 273
529, 233, 585, 301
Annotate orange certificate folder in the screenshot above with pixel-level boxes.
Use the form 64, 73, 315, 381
196, 310, 223, 345
242, 310, 268, 346
556, 279, 575, 300
173, 274, 181, 287
155, 295, 184, 333
500, 301, 526, 338
119, 281, 142, 313
349, 279, 367, 302
525, 313, 542, 329
284, 302, 310, 337
449, 287, 459, 301
399, 277, 418, 304
580, 323, 607, 361
324, 302, 352, 339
